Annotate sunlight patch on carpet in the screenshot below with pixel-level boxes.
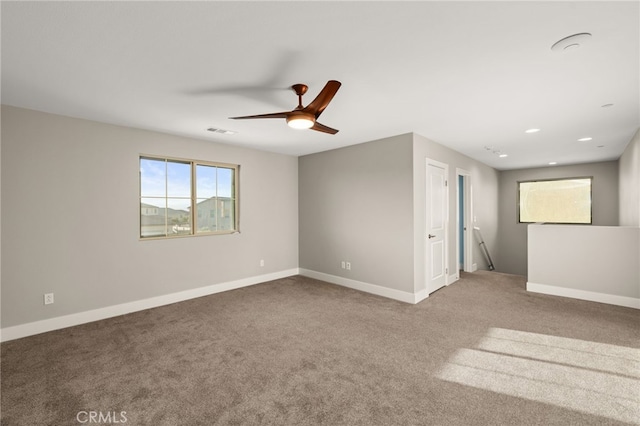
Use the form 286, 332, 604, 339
436, 328, 640, 424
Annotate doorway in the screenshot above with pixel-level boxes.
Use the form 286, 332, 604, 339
456, 169, 473, 273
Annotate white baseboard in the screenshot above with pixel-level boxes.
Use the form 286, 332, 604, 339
527, 282, 640, 309
299, 268, 420, 304
0, 269, 299, 342
414, 288, 429, 304
447, 274, 459, 286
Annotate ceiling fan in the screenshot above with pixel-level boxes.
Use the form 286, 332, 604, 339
230, 80, 341, 134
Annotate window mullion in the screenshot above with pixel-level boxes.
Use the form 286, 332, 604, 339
164, 160, 169, 237
214, 167, 219, 232
191, 161, 196, 235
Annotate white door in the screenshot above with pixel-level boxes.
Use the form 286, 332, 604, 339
426, 161, 447, 294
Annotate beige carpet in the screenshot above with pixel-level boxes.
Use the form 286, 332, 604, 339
2, 271, 639, 425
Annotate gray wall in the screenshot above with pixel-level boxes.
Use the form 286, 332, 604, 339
412, 134, 500, 288
528, 224, 639, 301
498, 161, 620, 276
619, 128, 640, 227
298, 132, 500, 297
298, 134, 416, 293
1, 106, 299, 327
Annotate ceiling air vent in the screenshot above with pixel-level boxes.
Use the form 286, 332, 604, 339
207, 127, 236, 135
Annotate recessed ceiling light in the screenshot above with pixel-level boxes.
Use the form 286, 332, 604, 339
499, 154, 508, 158
577, 137, 592, 142
548, 162, 557, 165
525, 128, 540, 134
551, 33, 592, 52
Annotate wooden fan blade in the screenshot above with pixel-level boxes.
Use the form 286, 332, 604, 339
303, 80, 341, 118
230, 112, 289, 120
311, 122, 339, 135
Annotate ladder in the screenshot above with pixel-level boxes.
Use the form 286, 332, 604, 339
473, 227, 495, 271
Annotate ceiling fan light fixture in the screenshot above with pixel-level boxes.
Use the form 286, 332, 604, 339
286, 112, 315, 129
230, 80, 340, 134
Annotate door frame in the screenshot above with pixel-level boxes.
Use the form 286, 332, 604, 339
456, 168, 474, 273
425, 158, 449, 294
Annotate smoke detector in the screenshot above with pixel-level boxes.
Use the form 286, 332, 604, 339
551, 33, 592, 52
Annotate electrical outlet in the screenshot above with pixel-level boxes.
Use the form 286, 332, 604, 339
260, 259, 265, 267
44, 293, 54, 305
346, 262, 351, 271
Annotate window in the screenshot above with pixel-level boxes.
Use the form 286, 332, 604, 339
518, 177, 592, 224
140, 156, 238, 238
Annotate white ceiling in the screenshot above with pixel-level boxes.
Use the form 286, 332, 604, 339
2, 1, 639, 170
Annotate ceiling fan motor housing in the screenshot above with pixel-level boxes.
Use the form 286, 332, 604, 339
291, 84, 309, 96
